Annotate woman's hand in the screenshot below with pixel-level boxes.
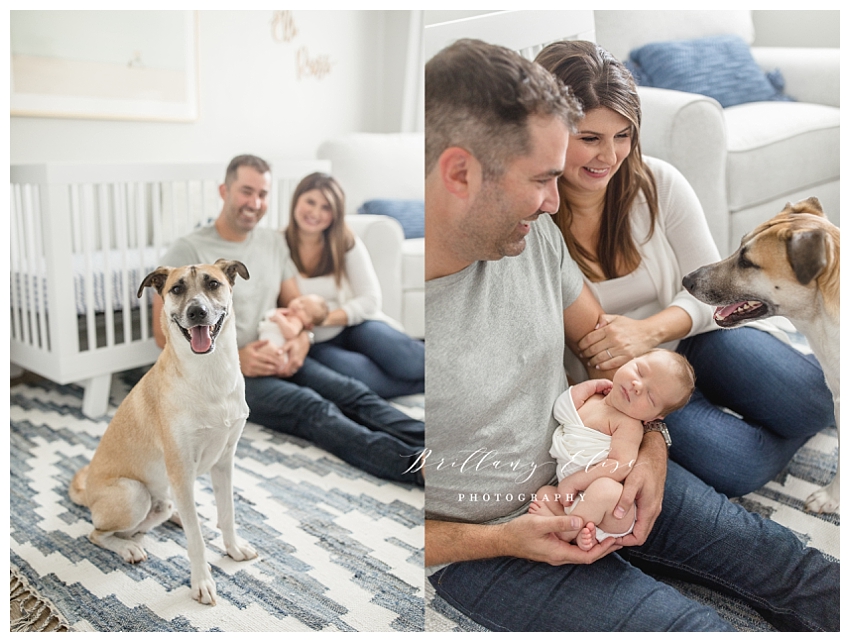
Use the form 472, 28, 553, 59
578, 314, 658, 371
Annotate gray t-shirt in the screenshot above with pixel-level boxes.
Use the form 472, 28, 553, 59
158, 225, 295, 348
425, 215, 584, 524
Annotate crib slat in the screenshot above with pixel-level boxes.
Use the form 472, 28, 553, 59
99, 183, 116, 348
10, 185, 26, 344
115, 182, 132, 346
30, 187, 50, 350
21, 185, 40, 348
78, 184, 99, 353
41, 177, 81, 366
137, 181, 152, 342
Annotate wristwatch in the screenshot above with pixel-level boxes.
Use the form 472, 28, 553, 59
643, 420, 672, 448
306, 331, 315, 345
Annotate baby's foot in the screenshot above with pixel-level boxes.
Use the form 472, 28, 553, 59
576, 522, 598, 551
528, 500, 555, 517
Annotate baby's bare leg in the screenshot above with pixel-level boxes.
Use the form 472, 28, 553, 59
528, 485, 583, 542
568, 477, 635, 551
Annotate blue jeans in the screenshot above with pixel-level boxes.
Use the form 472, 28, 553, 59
429, 462, 838, 631
243, 357, 424, 485
668, 327, 834, 497
309, 320, 425, 398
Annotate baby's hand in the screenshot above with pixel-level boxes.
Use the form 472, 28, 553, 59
570, 379, 614, 409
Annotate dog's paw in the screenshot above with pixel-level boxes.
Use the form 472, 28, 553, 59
191, 572, 217, 606
226, 538, 258, 562
119, 541, 148, 564
805, 487, 840, 514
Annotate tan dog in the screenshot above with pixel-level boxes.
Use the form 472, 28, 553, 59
683, 197, 839, 513
69, 259, 257, 604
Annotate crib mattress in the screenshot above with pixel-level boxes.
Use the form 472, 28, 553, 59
11, 246, 161, 315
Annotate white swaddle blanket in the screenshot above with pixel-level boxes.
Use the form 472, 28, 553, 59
549, 388, 613, 481
547, 388, 634, 541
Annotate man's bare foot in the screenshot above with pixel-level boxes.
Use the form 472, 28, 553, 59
528, 500, 556, 517
576, 522, 598, 551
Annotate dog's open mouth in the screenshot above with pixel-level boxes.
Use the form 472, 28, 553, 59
176, 313, 226, 354
713, 300, 769, 327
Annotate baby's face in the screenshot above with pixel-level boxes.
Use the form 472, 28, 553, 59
608, 352, 686, 422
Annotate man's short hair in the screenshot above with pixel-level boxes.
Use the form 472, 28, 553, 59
425, 38, 582, 180
224, 154, 271, 186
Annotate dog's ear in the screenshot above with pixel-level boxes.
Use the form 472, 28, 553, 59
138, 267, 172, 298
787, 196, 826, 218
799, 196, 825, 217
214, 259, 250, 285
787, 229, 828, 285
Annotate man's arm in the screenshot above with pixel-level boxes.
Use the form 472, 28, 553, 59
563, 285, 616, 380
614, 431, 668, 546
425, 515, 620, 567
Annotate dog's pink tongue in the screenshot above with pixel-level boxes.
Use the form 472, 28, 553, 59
190, 326, 212, 353
715, 303, 741, 319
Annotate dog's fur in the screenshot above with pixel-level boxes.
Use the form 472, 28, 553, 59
69, 259, 257, 604
683, 197, 839, 513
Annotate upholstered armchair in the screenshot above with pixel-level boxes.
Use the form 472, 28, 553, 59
317, 133, 425, 338
594, 10, 839, 255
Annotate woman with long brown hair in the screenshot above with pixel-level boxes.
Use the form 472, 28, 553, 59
535, 41, 832, 497
284, 172, 424, 398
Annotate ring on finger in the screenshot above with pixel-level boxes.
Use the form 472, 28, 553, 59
606, 348, 613, 359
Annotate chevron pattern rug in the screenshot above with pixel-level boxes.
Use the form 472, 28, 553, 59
10, 371, 424, 632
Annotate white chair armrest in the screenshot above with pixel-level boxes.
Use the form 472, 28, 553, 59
345, 214, 404, 325
637, 87, 729, 250
751, 46, 840, 107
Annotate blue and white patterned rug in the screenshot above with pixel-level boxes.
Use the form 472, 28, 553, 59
10, 370, 424, 632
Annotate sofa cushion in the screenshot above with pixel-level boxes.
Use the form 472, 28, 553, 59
724, 101, 840, 212
401, 237, 424, 290
358, 199, 424, 239
627, 35, 792, 108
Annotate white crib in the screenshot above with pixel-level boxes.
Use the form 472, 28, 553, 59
10, 159, 330, 418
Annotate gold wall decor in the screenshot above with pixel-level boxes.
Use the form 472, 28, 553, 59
270, 10, 297, 43
296, 46, 333, 81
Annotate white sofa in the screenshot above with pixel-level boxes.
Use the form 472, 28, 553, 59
317, 133, 425, 339
595, 10, 840, 255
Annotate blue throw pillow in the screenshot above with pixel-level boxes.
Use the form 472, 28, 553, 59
357, 199, 424, 239
626, 35, 793, 108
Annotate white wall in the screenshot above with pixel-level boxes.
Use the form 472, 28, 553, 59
752, 10, 839, 48
10, 10, 414, 165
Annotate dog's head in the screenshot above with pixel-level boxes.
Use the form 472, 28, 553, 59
139, 259, 250, 354
683, 197, 839, 327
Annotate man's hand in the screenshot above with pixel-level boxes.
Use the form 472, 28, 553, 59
613, 432, 668, 546
238, 340, 286, 378
497, 513, 621, 565
277, 331, 310, 377
425, 514, 620, 567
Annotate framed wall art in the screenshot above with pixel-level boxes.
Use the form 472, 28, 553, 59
10, 10, 199, 122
